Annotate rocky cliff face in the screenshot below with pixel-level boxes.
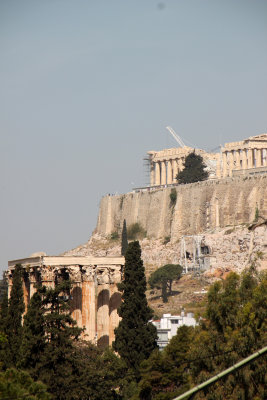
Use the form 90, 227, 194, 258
95, 175, 267, 240
64, 175, 267, 278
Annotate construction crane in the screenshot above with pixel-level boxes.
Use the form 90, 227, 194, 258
166, 126, 185, 148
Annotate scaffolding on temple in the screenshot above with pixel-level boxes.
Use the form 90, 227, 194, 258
143, 155, 151, 187
180, 235, 211, 274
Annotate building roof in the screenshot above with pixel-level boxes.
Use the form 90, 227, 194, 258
8, 255, 125, 269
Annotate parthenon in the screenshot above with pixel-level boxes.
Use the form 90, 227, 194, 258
7, 255, 124, 347
148, 133, 267, 186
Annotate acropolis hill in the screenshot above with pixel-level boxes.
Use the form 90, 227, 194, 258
66, 134, 267, 277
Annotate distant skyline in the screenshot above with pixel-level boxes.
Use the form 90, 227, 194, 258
1, 0, 267, 274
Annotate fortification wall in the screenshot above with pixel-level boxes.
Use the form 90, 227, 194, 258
96, 175, 267, 240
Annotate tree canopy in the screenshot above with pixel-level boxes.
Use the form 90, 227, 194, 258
6, 265, 25, 367
113, 241, 158, 378
176, 152, 208, 184
136, 270, 267, 400
148, 264, 183, 303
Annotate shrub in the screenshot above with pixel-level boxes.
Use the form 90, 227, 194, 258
163, 236, 170, 245
169, 188, 177, 206
254, 206, 259, 222
127, 223, 146, 240
110, 231, 119, 241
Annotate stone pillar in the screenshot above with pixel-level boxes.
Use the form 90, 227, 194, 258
247, 148, 253, 169
161, 161, 166, 185
69, 266, 83, 329
167, 160, 172, 184
222, 151, 228, 177
96, 267, 110, 347
155, 162, 160, 186
29, 269, 37, 298
150, 163, 155, 186
241, 149, 246, 169
173, 159, 178, 183
235, 150, 240, 170
256, 148, 262, 167
40, 267, 55, 289
178, 158, 183, 174
229, 151, 234, 177
109, 266, 122, 345
7, 273, 12, 299
81, 266, 96, 342
216, 154, 221, 178
22, 272, 30, 314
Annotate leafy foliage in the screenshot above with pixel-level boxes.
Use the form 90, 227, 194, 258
137, 270, 267, 400
19, 291, 46, 377
176, 152, 208, 184
127, 223, 146, 240
0, 368, 51, 400
169, 188, 177, 206
110, 231, 119, 240
6, 265, 25, 367
113, 241, 158, 378
148, 264, 183, 303
135, 326, 194, 400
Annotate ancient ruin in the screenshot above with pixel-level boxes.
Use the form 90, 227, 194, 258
148, 134, 267, 185
7, 255, 124, 347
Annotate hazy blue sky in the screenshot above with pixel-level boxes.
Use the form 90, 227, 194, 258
1, 0, 267, 274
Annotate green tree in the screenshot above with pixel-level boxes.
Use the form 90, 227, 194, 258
19, 290, 46, 378
113, 241, 158, 379
121, 219, 128, 256
0, 293, 8, 369
148, 264, 183, 303
189, 271, 267, 400
176, 152, 208, 184
6, 264, 25, 367
35, 280, 83, 400
0, 368, 51, 400
135, 326, 194, 400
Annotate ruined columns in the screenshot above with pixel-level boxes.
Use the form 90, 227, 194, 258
167, 160, 172, 184
161, 161, 166, 185
96, 267, 110, 347
256, 149, 262, 167
173, 159, 178, 183
155, 162, 160, 185
109, 266, 122, 345
150, 163, 155, 186
40, 267, 55, 289
68, 266, 83, 329
81, 265, 96, 342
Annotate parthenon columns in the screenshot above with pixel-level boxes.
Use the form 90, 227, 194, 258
155, 162, 160, 185
161, 161, 166, 185
167, 160, 172, 184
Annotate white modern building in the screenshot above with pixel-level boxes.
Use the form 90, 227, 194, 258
152, 312, 197, 350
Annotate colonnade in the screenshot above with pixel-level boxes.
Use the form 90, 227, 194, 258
150, 158, 185, 186
7, 256, 124, 347
222, 147, 267, 177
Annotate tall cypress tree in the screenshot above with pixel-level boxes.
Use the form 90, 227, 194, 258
19, 290, 46, 378
6, 264, 25, 367
113, 241, 157, 377
0, 292, 9, 368
121, 219, 128, 256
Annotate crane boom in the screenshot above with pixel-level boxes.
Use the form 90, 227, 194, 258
166, 126, 185, 147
